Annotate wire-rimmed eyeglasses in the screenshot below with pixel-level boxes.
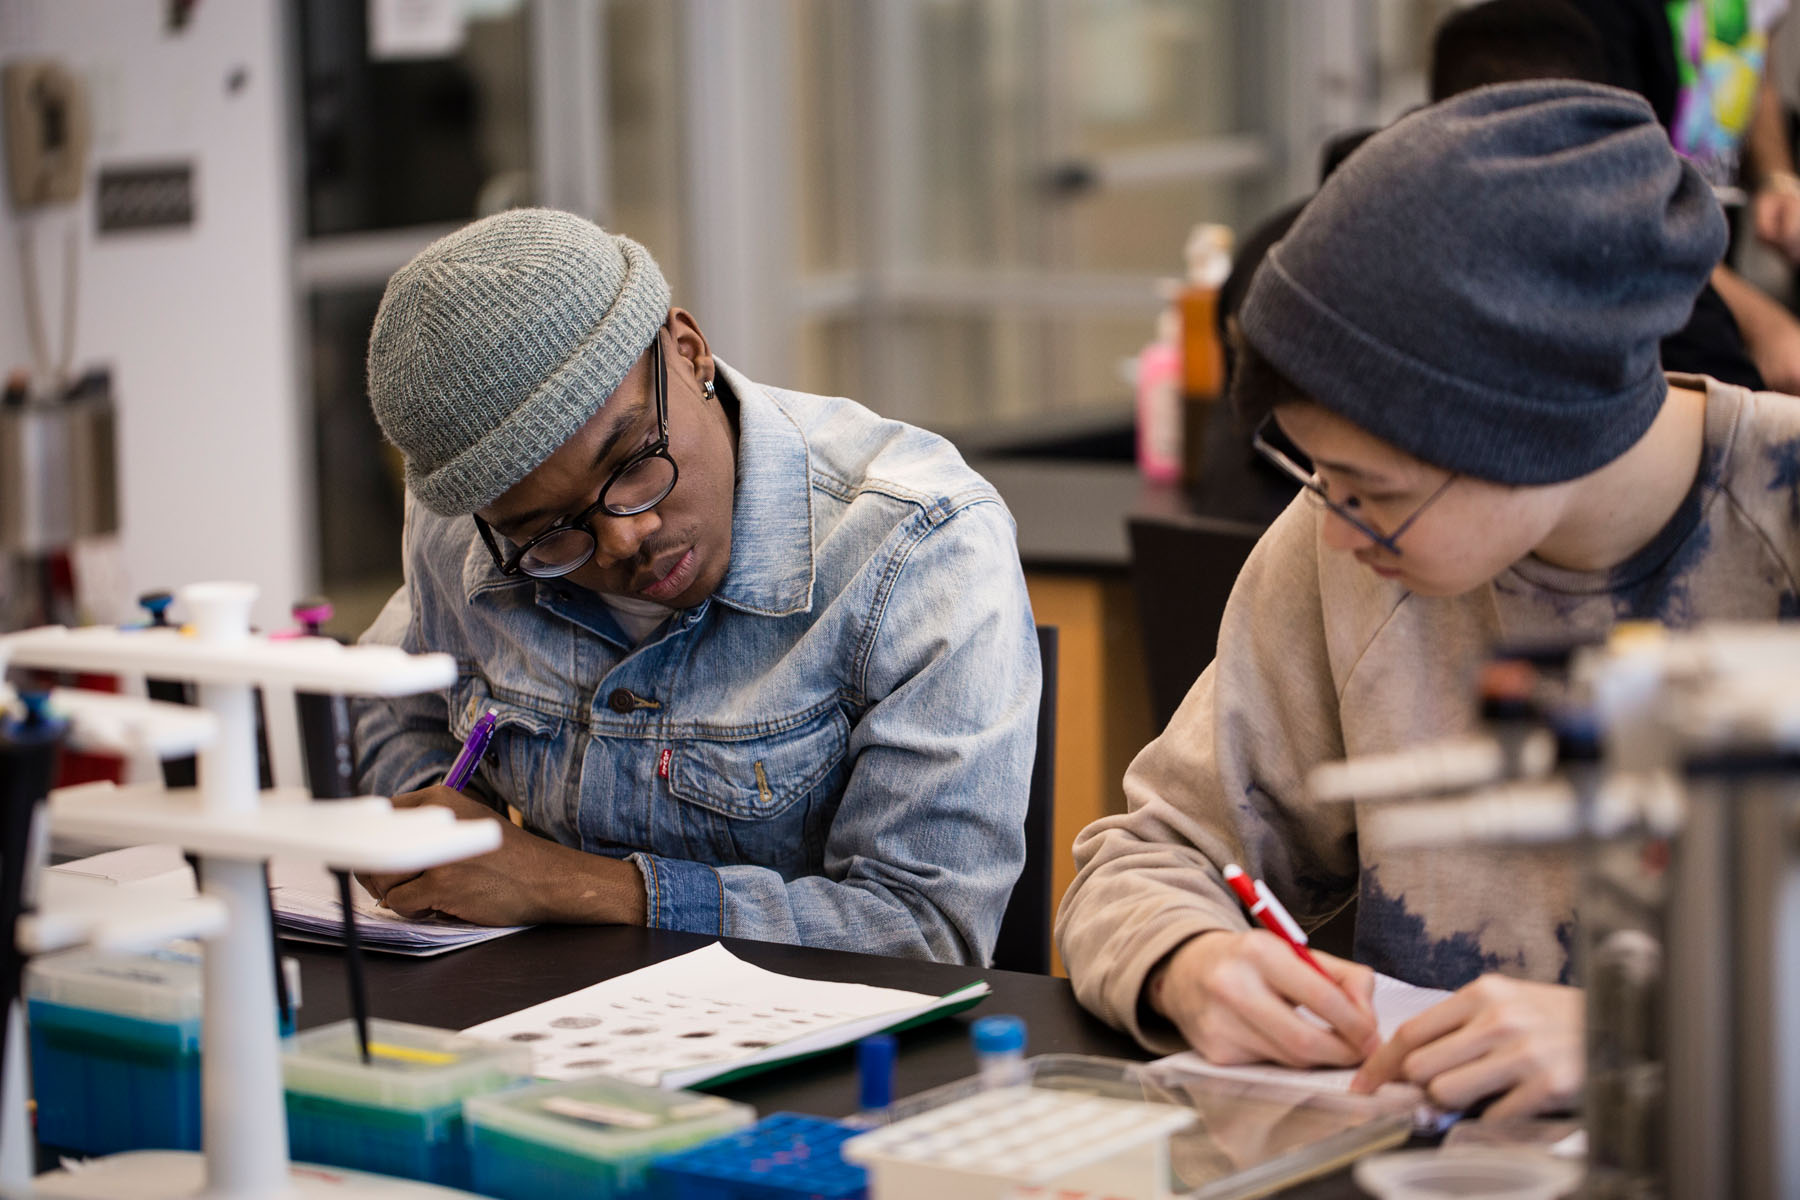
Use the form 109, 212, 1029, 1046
1250, 413, 1456, 556
474, 336, 679, 579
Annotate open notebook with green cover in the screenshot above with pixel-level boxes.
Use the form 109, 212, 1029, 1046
460, 941, 989, 1089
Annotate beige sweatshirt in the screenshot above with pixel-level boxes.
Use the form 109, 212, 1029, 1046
1057, 376, 1800, 1050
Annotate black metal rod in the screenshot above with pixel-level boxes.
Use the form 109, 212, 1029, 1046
262, 862, 293, 1030
333, 869, 371, 1064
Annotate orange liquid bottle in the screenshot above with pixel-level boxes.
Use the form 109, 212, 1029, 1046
1177, 224, 1234, 482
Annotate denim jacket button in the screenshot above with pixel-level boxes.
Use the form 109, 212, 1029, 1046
608, 688, 641, 714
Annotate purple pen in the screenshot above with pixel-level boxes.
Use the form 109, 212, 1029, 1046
443, 708, 498, 791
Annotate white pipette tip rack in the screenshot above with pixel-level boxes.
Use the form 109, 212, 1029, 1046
843, 1086, 1195, 1200
6, 582, 498, 1198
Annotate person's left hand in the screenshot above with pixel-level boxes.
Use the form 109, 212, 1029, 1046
357, 785, 647, 927
1755, 179, 1800, 263
1348, 974, 1583, 1120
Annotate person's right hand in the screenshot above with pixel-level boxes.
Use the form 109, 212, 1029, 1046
1149, 929, 1379, 1067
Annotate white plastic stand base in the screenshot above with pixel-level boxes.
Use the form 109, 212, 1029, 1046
34, 1150, 486, 1198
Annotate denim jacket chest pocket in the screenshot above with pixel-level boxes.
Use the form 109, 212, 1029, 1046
663, 703, 852, 879
450, 677, 576, 842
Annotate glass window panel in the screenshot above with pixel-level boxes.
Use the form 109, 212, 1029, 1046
913, 0, 1043, 270
308, 285, 405, 634
603, 0, 687, 296
796, 316, 865, 406
787, 0, 1269, 426
298, 0, 533, 238
1063, 177, 1250, 275
793, 0, 862, 276
1065, 0, 1241, 153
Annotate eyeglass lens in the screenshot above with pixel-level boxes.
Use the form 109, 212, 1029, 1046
516, 527, 594, 577
604, 455, 676, 515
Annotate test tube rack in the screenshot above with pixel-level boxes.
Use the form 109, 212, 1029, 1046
3, 581, 504, 1199
842, 1086, 1195, 1200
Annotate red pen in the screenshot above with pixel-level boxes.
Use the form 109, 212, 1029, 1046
1223, 863, 1335, 983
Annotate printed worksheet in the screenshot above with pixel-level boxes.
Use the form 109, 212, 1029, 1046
462, 941, 989, 1088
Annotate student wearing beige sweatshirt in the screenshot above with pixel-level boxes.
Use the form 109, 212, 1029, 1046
1057, 80, 1800, 1119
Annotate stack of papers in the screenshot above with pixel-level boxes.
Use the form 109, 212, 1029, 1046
462, 942, 990, 1089
49, 846, 527, 958
47, 843, 195, 896
265, 859, 527, 957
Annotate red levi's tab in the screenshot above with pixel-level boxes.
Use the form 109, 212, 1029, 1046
658, 747, 672, 780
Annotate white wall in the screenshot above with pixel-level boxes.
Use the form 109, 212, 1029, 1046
0, 0, 305, 629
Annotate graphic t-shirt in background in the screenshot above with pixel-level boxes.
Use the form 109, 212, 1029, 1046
1574, 0, 1789, 185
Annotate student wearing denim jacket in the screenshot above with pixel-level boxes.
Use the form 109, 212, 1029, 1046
352, 209, 1039, 965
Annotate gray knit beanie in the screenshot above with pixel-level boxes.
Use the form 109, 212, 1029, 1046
367, 208, 671, 515
1238, 80, 1726, 485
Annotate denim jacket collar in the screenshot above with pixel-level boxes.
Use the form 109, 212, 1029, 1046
456, 358, 815, 620
708, 360, 816, 618
462, 530, 528, 606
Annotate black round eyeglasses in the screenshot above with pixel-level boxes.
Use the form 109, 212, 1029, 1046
474, 336, 679, 579
1250, 413, 1455, 557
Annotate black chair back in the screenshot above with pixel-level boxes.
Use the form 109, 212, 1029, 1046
992, 625, 1058, 974
1128, 513, 1263, 730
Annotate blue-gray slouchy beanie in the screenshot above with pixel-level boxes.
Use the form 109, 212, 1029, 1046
1239, 80, 1726, 485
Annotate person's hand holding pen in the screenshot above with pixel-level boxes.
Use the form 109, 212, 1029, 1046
355, 708, 647, 927
1147, 864, 1378, 1068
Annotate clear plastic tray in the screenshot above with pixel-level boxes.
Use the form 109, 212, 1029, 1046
282, 1019, 532, 1188
26, 946, 203, 1022
466, 1074, 753, 1160
465, 1075, 754, 1200
26, 947, 207, 1156
282, 1017, 531, 1111
880, 1053, 1414, 1200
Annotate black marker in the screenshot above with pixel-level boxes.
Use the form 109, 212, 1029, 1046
334, 869, 372, 1065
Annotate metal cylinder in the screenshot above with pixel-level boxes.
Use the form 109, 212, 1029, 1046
0, 385, 118, 554
1663, 765, 1800, 1200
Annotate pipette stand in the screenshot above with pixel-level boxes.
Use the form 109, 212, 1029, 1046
4, 582, 503, 1199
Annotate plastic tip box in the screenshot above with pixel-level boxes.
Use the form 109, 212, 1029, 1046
650, 1113, 869, 1200
464, 1073, 754, 1200
27, 947, 207, 1155
843, 1085, 1193, 1200
282, 1017, 531, 1189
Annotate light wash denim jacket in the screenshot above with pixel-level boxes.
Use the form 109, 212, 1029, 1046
354, 362, 1040, 964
